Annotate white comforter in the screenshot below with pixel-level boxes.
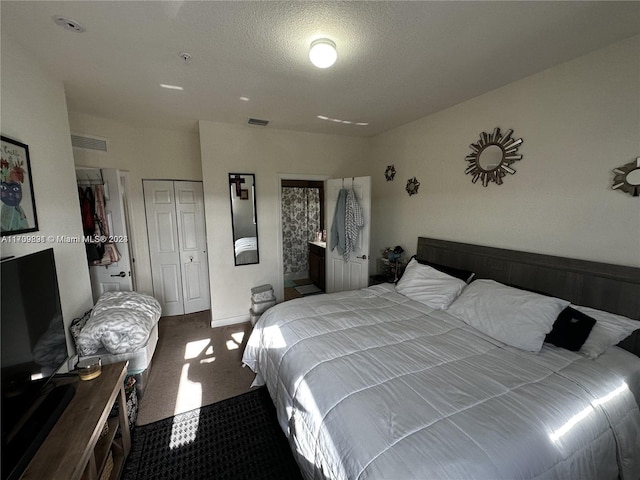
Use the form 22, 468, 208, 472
242, 284, 640, 480
76, 291, 161, 355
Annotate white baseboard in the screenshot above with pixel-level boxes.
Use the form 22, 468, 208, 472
210, 314, 250, 328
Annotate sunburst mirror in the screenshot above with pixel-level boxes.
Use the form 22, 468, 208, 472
465, 128, 523, 187
406, 177, 420, 196
612, 157, 640, 197
385, 164, 396, 181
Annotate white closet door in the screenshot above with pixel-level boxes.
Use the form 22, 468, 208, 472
144, 180, 184, 316
144, 180, 211, 316
174, 181, 210, 314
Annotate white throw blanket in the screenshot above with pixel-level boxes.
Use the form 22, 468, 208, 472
76, 291, 161, 355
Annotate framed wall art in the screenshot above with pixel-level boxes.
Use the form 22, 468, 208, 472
1, 136, 38, 235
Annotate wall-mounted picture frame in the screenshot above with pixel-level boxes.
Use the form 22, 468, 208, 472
1, 136, 38, 235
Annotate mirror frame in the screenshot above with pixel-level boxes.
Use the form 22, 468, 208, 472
612, 157, 640, 197
465, 127, 523, 187
229, 173, 259, 266
405, 176, 420, 196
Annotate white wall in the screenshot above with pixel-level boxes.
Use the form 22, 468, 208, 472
369, 35, 640, 268
0, 35, 94, 355
7, 31, 636, 335
199, 121, 369, 324
67, 112, 202, 297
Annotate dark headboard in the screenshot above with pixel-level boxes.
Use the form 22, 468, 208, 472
416, 237, 640, 355
416, 237, 640, 320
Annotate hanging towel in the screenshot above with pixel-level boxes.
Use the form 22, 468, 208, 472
344, 188, 364, 260
330, 188, 348, 256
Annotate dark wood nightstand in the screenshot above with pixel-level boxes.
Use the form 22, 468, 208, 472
369, 274, 392, 286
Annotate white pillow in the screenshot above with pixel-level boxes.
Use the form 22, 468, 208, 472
395, 258, 467, 310
447, 279, 570, 352
573, 305, 640, 359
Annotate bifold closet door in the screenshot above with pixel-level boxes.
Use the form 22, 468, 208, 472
174, 181, 210, 314
143, 180, 210, 316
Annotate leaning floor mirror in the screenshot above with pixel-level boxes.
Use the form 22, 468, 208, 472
229, 173, 259, 265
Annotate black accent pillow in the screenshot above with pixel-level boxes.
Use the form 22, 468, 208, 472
412, 256, 475, 283
545, 306, 596, 351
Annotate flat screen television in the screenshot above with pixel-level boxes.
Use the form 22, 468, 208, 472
1, 248, 75, 480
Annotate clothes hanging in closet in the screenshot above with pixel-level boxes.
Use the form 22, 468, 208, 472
79, 186, 95, 236
77, 184, 121, 265
93, 185, 109, 237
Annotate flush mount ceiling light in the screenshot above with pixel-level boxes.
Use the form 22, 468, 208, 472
52, 15, 85, 33
309, 39, 337, 68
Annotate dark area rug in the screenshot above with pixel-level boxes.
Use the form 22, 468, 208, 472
122, 388, 303, 480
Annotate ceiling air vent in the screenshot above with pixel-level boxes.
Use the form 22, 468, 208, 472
247, 118, 269, 127
71, 134, 108, 152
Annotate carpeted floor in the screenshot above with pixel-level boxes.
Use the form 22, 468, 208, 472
122, 388, 303, 480
136, 312, 256, 425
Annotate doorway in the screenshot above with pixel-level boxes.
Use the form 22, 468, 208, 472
143, 180, 211, 316
279, 177, 326, 301
325, 176, 371, 293
76, 167, 134, 303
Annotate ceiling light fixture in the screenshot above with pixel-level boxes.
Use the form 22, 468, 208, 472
52, 15, 85, 33
309, 39, 337, 69
160, 84, 184, 91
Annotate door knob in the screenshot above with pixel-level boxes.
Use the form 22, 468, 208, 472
356, 255, 368, 260
189, 256, 193, 262
110, 271, 126, 278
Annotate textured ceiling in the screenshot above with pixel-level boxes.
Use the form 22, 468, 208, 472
2, 1, 639, 137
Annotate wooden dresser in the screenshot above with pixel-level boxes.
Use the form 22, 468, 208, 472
21, 361, 131, 480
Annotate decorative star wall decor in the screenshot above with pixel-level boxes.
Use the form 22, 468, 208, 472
612, 157, 640, 197
464, 127, 523, 187
406, 177, 420, 196
385, 165, 396, 181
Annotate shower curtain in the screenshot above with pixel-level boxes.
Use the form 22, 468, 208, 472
282, 187, 321, 276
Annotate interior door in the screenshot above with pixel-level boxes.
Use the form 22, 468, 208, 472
144, 180, 184, 316
144, 180, 210, 316
174, 181, 211, 314
86, 168, 133, 302
325, 176, 371, 293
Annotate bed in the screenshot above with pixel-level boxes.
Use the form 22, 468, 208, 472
242, 237, 640, 480
235, 236, 258, 264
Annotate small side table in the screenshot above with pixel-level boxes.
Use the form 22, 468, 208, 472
377, 258, 408, 283
369, 274, 390, 286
